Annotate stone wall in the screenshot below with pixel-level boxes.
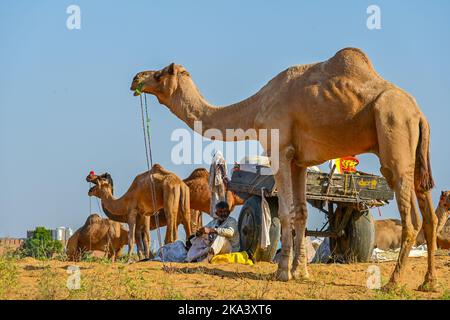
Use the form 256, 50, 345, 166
0, 238, 24, 256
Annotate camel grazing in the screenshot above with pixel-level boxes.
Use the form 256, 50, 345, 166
375, 191, 450, 250
66, 214, 128, 262
131, 48, 437, 291
86, 164, 191, 259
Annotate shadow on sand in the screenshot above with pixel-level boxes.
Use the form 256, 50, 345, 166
161, 265, 274, 281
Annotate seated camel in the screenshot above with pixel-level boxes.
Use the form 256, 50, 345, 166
66, 214, 128, 262
86, 164, 191, 260
375, 191, 450, 250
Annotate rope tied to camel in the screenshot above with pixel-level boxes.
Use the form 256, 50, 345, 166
139, 93, 165, 263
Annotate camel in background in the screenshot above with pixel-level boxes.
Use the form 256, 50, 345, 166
86, 164, 191, 260
182, 167, 244, 214
375, 191, 450, 250
152, 168, 244, 239
66, 214, 128, 262
94, 168, 241, 259
131, 48, 437, 291
97, 207, 152, 260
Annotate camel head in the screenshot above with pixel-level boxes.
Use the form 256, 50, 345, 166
440, 191, 450, 210
86, 172, 114, 198
130, 63, 190, 103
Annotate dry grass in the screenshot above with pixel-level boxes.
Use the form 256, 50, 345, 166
0, 254, 449, 300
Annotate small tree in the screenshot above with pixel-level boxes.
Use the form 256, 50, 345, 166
22, 227, 63, 259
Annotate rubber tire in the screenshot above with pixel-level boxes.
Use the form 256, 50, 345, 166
238, 196, 281, 262
331, 209, 375, 263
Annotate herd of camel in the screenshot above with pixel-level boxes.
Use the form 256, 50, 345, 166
66, 47, 448, 291
67, 166, 244, 261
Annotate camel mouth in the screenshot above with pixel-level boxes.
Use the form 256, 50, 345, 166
130, 80, 145, 96
88, 185, 97, 195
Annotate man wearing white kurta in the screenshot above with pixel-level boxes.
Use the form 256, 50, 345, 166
186, 201, 240, 262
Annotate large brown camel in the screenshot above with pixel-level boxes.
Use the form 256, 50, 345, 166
375, 191, 450, 250
86, 164, 191, 259
66, 214, 128, 262
131, 47, 437, 291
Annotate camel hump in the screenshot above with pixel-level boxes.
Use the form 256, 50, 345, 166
85, 213, 102, 225
150, 163, 171, 175
185, 168, 209, 180
325, 47, 376, 77
335, 48, 372, 66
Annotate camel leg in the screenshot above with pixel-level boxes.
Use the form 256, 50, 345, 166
291, 164, 309, 280
415, 190, 438, 291
373, 91, 427, 290
180, 185, 192, 239
383, 171, 418, 290
108, 242, 116, 263
143, 216, 151, 259
163, 184, 179, 244
127, 211, 137, 261
274, 148, 295, 281
135, 228, 144, 260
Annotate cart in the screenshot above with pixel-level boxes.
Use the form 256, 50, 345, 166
228, 164, 394, 263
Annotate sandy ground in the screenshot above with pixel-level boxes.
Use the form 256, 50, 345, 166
1, 252, 449, 300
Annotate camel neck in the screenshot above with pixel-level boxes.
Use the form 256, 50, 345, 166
166, 77, 261, 141
98, 193, 128, 221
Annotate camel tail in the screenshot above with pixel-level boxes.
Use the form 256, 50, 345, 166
416, 117, 435, 191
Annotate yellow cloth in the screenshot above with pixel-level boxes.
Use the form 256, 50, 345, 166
210, 251, 254, 265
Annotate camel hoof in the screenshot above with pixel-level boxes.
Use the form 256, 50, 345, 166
418, 280, 438, 292
381, 281, 398, 293
292, 269, 310, 281
275, 269, 292, 282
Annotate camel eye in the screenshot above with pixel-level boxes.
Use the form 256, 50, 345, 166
154, 73, 162, 81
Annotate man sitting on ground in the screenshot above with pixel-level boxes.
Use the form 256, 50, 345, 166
186, 201, 240, 262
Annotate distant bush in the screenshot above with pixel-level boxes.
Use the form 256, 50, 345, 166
21, 227, 63, 259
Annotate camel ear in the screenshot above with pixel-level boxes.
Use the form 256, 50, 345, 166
168, 63, 176, 75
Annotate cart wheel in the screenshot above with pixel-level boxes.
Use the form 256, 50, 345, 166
238, 196, 280, 262
330, 209, 375, 263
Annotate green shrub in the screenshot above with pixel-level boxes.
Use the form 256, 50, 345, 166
0, 256, 18, 298
22, 227, 63, 259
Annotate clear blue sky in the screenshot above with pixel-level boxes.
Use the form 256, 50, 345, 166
1, 1, 449, 243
